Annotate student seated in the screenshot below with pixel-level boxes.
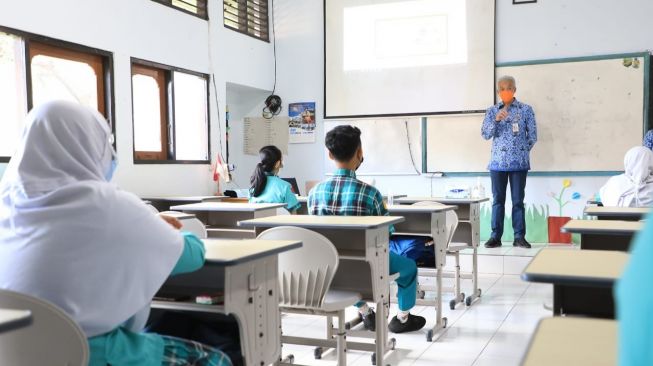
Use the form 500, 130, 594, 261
308, 125, 426, 334
248, 145, 301, 213
616, 212, 653, 365
0, 101, 231, 366
599, 146, 653, 207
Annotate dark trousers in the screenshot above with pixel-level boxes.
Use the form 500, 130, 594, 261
490, 170, 528, 240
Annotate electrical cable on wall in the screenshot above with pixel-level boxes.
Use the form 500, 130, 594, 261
404, 120, 422, 175
263, 0, 282, 119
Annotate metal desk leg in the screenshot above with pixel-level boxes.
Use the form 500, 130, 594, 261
465, 203, 482, 307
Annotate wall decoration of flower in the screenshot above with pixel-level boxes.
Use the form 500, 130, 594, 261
549, 179, 582, 217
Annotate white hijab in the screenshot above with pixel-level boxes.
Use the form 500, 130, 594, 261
600, 146, 653, 207
0, 101, 183, 337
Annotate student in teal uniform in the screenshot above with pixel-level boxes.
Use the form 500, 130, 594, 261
615, 212, 653, 365
249, 145, 301, 212
0, 101, 231, 366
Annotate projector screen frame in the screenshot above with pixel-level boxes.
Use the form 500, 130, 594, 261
323, 0, 497, 120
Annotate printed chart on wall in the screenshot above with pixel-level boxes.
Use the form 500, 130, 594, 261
288, 102, 316, 143
243, 117, 288, 155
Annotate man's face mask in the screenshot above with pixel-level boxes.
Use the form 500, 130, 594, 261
499, 90, 515, 104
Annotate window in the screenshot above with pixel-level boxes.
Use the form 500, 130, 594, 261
131, 59, 210, 163
223, 0, 269, 42
132, 65, 168, 160
29, 41, 106, 115
0, 32, 27, 158
0, 26, 114, 162
152, 0, 208, 19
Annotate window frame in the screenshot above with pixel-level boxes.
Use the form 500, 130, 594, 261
130, 58, 211, 165
223, 0, 270, 42
0, 25, 115, 163
152, 0, 209, 20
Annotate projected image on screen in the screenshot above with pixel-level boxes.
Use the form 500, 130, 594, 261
325, 0, 494, 118
344, 0, 467, 70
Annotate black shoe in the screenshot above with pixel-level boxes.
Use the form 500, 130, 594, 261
484, 237, 502, 248
513, 238, 532, 248
388, 314, 426, 334
360, 308, 376, 331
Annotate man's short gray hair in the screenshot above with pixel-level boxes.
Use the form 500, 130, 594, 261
497, 75, 516, 88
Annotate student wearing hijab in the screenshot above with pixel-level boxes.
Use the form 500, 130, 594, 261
0, 101, 231, 366
248, 145, 300, 212
599, 146, 653, 207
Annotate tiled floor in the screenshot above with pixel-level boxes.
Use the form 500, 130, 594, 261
279, 273, 553, 366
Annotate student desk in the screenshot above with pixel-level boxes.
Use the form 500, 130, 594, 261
152, 239, 301, 366
584, 206, 649, 221
521, 248, 628, 318
295, 195, 407, 215
143, 196, 227, 212
0, 308, 32, 334
171, 202, 285, 239
561, 219, 643, 251
239, 215, 403, 365
395, 197, 489, 307
386, 204, 457, 341
521, 317, 617, 366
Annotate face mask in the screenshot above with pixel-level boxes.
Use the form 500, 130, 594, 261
499, 90, 515, 104
105, 160, 117, 181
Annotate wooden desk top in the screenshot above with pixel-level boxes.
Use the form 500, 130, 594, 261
159, 211, 197, 220
171, 202, 285, 212
522, 317, 617, 366
143, 196, 226, 202
584, 206, 649, 218
239, 215, 404, 229
395, 196, 490, 204
202, 239, 302, 265
522, 248, 629, 287
387, 204, 457, 213
297, 194, 408, 203
0, 308, 32, 333
562, 219, 643, 235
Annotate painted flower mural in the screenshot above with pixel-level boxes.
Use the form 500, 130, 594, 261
548, 179, 582, 243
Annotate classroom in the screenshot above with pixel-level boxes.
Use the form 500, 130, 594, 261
0, 0, 651, 365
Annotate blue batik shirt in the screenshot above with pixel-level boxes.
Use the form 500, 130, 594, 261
481, 99, 537, 171
644, 129, 653, 150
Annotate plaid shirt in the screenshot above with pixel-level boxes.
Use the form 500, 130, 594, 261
308, 169, 394, 232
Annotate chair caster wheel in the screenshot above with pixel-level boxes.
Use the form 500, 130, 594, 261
465, 296, 472, 306
314, 347, 322, 360
426, 329, 433, 342
372, 352, 376, 365
449, 299, 456, 310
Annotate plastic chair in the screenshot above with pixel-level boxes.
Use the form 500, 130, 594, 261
276, 207, 291, 216
159, 210, 207, 239
413, 201, 469, 310
257, 226, 361, 366
0, 289, 88, 366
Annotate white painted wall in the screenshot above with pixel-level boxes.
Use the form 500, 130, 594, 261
226, 0, 650, 242
0, 0, 273, 196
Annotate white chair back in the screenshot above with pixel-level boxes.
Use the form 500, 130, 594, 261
146, 204, 159, 214
276, 207, 291, 216
413, 201, 459, 248
159, 211, 207, 239
257, 226, 338, 309
0, 290, 88, 366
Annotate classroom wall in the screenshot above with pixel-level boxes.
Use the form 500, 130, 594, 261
226, 0, 651, 242
0, 0, 273, 196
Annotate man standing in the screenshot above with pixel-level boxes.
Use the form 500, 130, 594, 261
481, 76, 537, 248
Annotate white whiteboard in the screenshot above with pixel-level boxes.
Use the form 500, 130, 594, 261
325, 0, 495, 117
427, 55, 647, 172
324, 118, 422, 175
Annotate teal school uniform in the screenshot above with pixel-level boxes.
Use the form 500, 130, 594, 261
249, 174, 301, 212
88, 232, 232, 366
615, 213, 653, 365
